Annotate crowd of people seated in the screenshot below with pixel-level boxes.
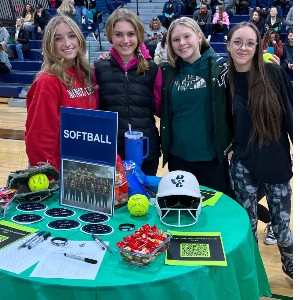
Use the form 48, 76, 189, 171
0, 0, 293, 79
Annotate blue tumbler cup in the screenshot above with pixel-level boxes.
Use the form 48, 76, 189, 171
125, 131, 149, 166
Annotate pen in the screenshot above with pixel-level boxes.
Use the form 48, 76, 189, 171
92, 234, 105, 250
28, 232, 51, 250
64, 253, 97, 264
92, 234, 113, 253
17, 231, 46, 249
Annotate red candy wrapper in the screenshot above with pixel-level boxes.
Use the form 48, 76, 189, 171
115, 224, 172, 266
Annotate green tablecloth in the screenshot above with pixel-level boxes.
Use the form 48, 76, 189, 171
0, 181, 271, 300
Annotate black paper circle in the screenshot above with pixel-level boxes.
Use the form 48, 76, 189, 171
79, 212, 110, 224
12, 214, 43, 224
47, 219, 81, 230
81, 223, 113, 235
17, 203, 47, 212
45, 208, 75, 218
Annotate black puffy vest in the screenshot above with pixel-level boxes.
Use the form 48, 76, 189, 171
94, 58, 160, 162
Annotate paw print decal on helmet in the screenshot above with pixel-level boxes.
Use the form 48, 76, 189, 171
171, 175, 185, 187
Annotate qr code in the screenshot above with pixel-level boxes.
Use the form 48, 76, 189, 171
180, 243, 211, 258
0, 235, 8, 243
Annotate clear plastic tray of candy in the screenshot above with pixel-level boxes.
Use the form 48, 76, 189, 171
115, 224, 172, 267
0, 187, 16, 219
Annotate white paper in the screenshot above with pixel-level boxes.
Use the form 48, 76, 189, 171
0, 235, 52, 274
29, 241, 107, 280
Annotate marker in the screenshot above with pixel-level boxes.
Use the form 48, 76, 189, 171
28, 232, 51, 249
92, 234, 113, 253
17, 231, 46, 249
64, 253, 97, 264
92, 234, 105, 250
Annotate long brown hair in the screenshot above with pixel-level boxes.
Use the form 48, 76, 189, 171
105, 8, 149, 74
227, 22, 283, 146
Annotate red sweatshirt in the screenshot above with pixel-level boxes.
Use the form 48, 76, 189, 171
25, 69, 97, 170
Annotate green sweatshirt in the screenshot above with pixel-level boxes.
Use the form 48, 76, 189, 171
170, 53, 217, 161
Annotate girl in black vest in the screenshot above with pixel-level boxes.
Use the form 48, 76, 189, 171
94, 8, 162, 175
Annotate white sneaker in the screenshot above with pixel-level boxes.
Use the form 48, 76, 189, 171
263, 224, 277, 245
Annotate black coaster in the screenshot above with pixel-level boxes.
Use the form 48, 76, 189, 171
81, 223, 114, 235
79, 213, 110, 224
45, 208, 75, 218
47, 219, 81, 230
12, 214, 43, 224
17, 203, 47, 212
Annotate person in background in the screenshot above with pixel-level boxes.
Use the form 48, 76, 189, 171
0, 42, 12, 74
210, 0, 223, 14
25, 15, 97, 171
0, 22, 10, 48
154, 31, 168, 64
182, 0, 197, 15
162, 0, 182, 29
223, 0, 236, 21
94, 8, 162, 175
249, 0, 273, 20
34, 4, 52, 39
285, 3, 292, 32
160, 17, 232, 194
262, 28, 283, 59
193, 3, 212, 41
211, 5, 230, 41
74, 0, 88, 30
92, 0, 115, 41
265, 6, 282, 36
281, 27, 293, 81
21, 3, 37, 40
273, 0, 287, 19
235, 0, 249, 15
7, 18, 30, 61
227, 21, 293, 279
251, 9, 265, 37
57, 0, 80, 27
144, 17, 166, 58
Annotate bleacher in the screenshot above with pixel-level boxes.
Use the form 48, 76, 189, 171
0, 2, 290, 104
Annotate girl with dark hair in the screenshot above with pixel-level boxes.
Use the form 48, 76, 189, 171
251, 10, 265, 38
211, 5, 230, 41
94, 8, 162, 176
22, 3, 37, 39
262, 28, 283, 59
226, 21, 293, 279
154, 32, 168, 64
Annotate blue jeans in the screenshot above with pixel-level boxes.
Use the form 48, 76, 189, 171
75, 5, 87, 29
7, 43, 24, 60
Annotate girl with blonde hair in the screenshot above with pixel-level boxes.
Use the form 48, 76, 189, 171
25, 15, 97, 170
57, 0, 80, 27
94, 8, 162, 175
160, 17, 232, 194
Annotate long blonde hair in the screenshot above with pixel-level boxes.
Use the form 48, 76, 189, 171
167, 17, 210, 67
57, 0, 76, 15
105, 8, 149, 73
38, 15, 90, 88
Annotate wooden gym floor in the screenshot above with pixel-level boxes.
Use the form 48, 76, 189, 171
0, 103, 293, 299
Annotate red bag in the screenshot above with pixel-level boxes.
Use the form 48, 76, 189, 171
114, 155, 128, 208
